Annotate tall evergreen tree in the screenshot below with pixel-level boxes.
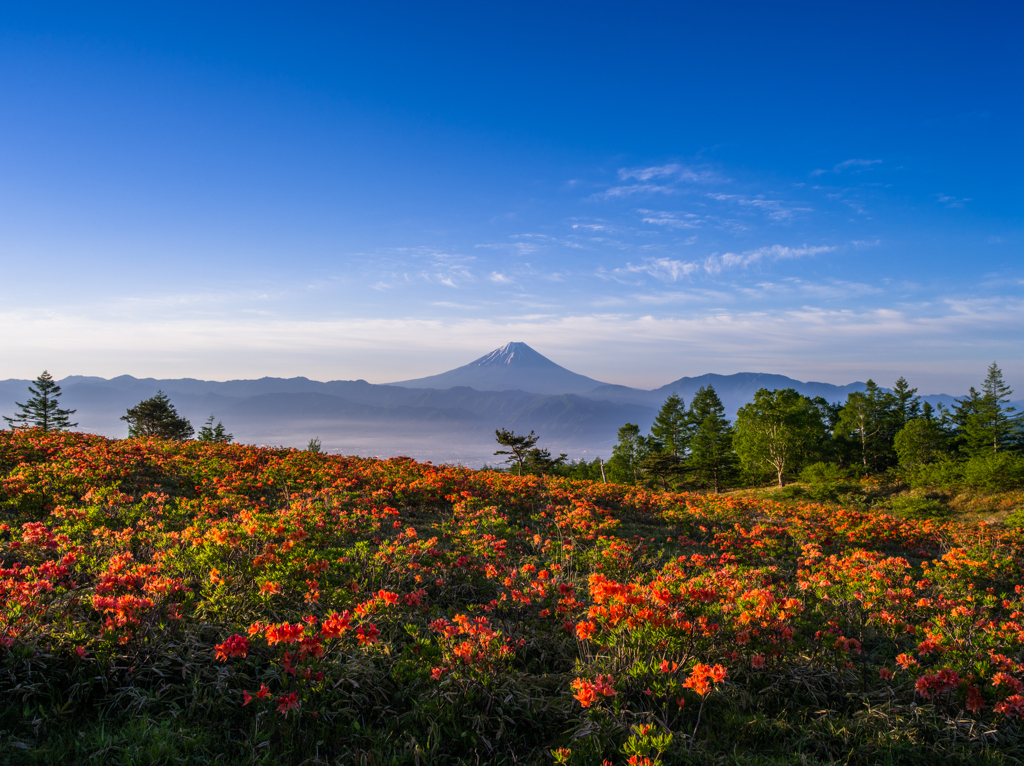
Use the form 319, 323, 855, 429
650, 393, 689, 457
686, 385, 736, 493
951, 364, 1021, 456
978, 362, 1020, 454
121, 391, 194, 440
891, 376, 921, 427
3, 371, 78, 431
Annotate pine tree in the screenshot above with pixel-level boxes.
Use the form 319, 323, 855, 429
686, 385, 737, 493
197, 415, 233, 444
979, 362, 1020, 454
121, 391, 194, 440
952, 364, 1020, 456
3, 371, 78, 431
494, 429, 540, 475
892, 376, 921, 427
523, 446, 568, 476
650, 393, 689, 457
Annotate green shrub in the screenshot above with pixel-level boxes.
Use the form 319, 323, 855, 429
960, 452, 1024, 491
885, 494, 950, 519
905, 453, 1024, 492
799, 461, 850, 484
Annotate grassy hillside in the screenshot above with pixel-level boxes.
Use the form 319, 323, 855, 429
1, 431, 1023, 764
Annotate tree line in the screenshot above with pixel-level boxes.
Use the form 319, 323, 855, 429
491, 362, 1022, 492
595, 362, 1022, 492
3, 373, 234, 443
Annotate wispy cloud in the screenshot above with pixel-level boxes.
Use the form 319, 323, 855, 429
593, 163, 723, 200
476, 242, 539, 256
704, 244, 833, 273
935, 193, 971, 208
614, 244, 834, 282
617, 257, 702, 281
617, 163, 721, 183
6, 297, 1020, 390
638, 209, 703, 229
594, 183, 677, 199
834, 159, 882, 172
706, 193, 812, 221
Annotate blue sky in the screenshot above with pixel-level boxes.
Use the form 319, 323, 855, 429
1, 1, 1021, 393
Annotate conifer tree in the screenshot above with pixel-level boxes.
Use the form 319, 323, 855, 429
3, 371, 78, 431
686, 385, 737, 493
650, 393, 689, 457
197, 415, 233, 444
121, 391, 194, 440
892, 376, 921, 427
955, 363, 1020, 455
494, 428, 540, 475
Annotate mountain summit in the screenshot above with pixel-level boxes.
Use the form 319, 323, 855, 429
390, 342, 608, 395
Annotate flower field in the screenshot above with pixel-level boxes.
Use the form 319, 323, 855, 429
1, 431, 1023, 764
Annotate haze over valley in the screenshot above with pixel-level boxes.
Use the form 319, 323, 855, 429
2, 343, 1000, 466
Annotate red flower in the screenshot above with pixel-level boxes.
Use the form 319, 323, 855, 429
276, 692, 300, 716
356, 623, 380, 645
214, 634, 250, 661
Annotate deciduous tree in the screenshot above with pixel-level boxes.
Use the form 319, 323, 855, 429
835, 380, 900, 472
733, 388, 825, 487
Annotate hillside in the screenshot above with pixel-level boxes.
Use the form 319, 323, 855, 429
1, 430, 1023, 764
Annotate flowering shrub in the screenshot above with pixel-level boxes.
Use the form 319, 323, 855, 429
1, 429, 1023, 763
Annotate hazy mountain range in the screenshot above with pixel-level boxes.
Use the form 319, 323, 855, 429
0, 342, 994, 466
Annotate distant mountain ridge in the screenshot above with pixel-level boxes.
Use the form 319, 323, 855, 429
0, 342, 999, 466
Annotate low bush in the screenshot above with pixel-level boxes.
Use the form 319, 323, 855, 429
885, 493, 950, 520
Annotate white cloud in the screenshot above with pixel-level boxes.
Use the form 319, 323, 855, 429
834, 159, 882, 172
706, 193, 812, 221
617, 258, 702, 281
593, 183, 677, 199
638, 209, 703, 229
617, 163, 720, 183
4, 298, 1020, 391
489, 272, 514, 284
614, 244, 834, 282
935, 193, 971, 208
592, 163, 724, 200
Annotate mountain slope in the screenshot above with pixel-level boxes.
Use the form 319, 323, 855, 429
389, 342, 608, 395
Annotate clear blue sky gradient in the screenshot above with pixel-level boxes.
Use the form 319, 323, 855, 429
1, 2, 1021, 392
